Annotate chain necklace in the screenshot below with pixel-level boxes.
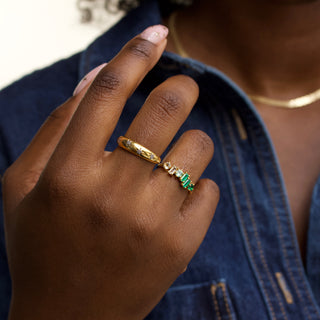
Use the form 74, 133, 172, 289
168, 11, 320, 108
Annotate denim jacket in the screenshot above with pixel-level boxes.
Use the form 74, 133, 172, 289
1, 1, 320, 319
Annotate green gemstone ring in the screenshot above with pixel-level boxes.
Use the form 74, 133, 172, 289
160, 161, 195, 192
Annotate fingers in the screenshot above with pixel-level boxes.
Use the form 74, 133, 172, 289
73, 63, 108, 96
111, 75, 199, 177
53, 25, 169, 163
2, 64, 107, 214
151, 130, 214, 204
178, 178, 220, 260
157, 178, 219, 276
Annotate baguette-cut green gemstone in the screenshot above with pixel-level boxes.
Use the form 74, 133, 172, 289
181, 173, 189, 182
182, 179, 191, 188
188, 183, 194, 191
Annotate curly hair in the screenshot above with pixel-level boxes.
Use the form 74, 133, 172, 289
78, 0, 193, 22
105, 0, 193, 14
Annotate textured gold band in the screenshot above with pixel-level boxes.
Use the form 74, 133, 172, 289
117, 136, 161, 164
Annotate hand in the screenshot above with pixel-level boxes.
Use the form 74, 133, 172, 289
2, 25, 219, 320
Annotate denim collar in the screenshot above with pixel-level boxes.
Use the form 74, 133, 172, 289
77, 0, 258, 117
76, 0, 304, 195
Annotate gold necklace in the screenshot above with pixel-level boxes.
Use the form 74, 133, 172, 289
168, 12, 320, 108
168, 11, 189, 58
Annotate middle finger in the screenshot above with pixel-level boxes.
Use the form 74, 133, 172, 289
111, 75, 199, 179
51, 25, 169, 164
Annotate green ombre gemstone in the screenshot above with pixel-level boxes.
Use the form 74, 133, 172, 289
188, 184, 194, 191
182, 179, 191, 188
181, 173, 189, 182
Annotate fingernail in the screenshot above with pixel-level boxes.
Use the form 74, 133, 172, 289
73, 63, 107, 96
140, 25, 169, 44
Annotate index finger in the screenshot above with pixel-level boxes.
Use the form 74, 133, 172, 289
52, 25, 169, 164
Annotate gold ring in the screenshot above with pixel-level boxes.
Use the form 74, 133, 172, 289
117, 136, 161, 164
159, 161, 195, 192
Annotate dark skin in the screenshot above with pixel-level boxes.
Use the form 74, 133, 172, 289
2, 0, 320, 319
3, 26, 219, 320
165, 0, 320, 261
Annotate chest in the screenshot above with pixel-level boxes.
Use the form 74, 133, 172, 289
256, 103, 320, 259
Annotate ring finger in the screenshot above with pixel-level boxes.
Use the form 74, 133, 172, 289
110, 75, 199, 180
151, 129, 214, 206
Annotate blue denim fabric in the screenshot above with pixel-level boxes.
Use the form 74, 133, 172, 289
1, 1, 320, 319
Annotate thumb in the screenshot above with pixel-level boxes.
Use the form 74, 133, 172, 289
2, 63, 107, 214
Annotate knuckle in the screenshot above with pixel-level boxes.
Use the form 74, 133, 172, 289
164, 237, 187, 265
168, 75, 199, 101
2, 165, 40, 196
1, 167, 13, 188
129, 214, 157, 245
84, 188, 117, 232
174, 74, 199, 91
208, 180, 220, 198
39, 166, 79, 201
126, 39, 153, 61
184, 130, 214, 154
211, 181, 220, 198
1, 164, 23, 190
21, 169, 41, 189
85, 203, 114, 232
90, 69, 123, 99
150, 89, 185, 121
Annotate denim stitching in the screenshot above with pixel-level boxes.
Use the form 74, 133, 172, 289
275, 167, 320, 318
275, 273, 294, 304
231, 109, 248, 140
218, 283, 233, 320
223, 113, 288, 320
249, 123, 319, 319
252, 136, 311, 319
211, 284, 222, 320
214, 115, 277, 320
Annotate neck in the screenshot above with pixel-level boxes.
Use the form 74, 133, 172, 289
169, 0, 320, 98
